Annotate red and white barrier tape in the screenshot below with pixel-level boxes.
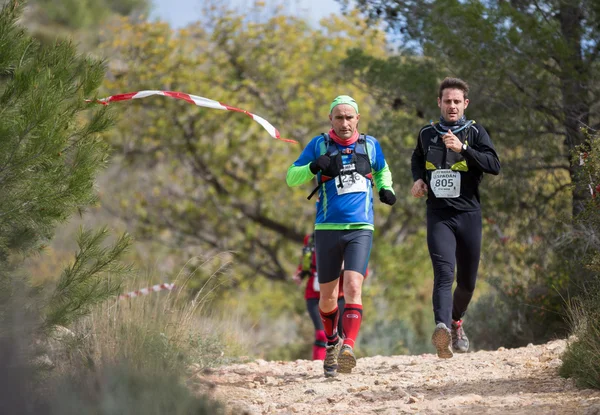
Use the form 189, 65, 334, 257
119, 283, 175, 300
89, 90, 297, 144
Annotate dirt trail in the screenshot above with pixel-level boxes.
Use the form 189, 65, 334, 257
193, 339, 600, 414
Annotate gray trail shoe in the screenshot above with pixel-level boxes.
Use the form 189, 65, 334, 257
323, 337, 343, 377
451, 319, 470, 353
431, 323, 453, 359
337, 344, 357, 374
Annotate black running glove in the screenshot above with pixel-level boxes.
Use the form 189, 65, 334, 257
309, 155, 331, 174
379, 188, 397, 206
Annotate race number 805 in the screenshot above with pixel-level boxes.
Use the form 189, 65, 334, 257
434, 178, 454, 188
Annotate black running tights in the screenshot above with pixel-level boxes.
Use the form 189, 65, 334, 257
427, 208, 482, 328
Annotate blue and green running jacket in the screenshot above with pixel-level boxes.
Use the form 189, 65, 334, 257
286, 134, 394, 231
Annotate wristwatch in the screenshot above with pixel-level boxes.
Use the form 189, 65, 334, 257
461, 143, 468, 153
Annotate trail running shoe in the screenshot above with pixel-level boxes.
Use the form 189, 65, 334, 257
431, 322, 453, 359
451, 319, 470, 353
337, 344, 357, 374
323, 337, 343, 377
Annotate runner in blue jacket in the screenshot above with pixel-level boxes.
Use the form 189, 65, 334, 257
287, 95, 396, 377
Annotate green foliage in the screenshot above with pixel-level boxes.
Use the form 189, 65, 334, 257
367, 230, 433, 336
33, 0, 149, 29
571, 129, 600, 273
43, 227, 131, 330
36, 0, 118, 29
99, 7, 388, 285
342, 0, 600, 348
560, 278, 600, 389
91, 4, 458, 350
0, 0, 114, 263
0, 3, 227, 413
467, 274, 568, 350
560, 131, 600, 389
561, 338, 600, 389
22, 0, 150, 45
0, 1, 34, 77
351, 0, 599, 216
342, 49, 441, 117
0, 0, 134, 333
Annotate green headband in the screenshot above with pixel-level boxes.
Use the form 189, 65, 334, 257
329, 95, 359, 114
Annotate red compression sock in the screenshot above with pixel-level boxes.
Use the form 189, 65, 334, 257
313, 330, 327, 360
319, 307, 339, 344
342, 303, 363, 348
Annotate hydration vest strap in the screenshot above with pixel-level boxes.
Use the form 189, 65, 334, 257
307, 133, 330, 200
324, 133, 338, 156
307, 185, 319, 200
358, 134, 374, 187
307, 133, 371, 199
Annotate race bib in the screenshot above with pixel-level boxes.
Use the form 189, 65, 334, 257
312, 273, 320, 292
430, 169, 461, 198
336, 164, 368, 195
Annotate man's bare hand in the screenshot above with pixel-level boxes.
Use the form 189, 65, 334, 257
411, 179, 428, 198
442, 129, 463, 153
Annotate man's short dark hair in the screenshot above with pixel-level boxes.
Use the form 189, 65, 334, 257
439, 77, 469, 100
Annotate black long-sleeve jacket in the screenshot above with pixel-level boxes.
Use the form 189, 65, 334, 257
411, 121, 500, 211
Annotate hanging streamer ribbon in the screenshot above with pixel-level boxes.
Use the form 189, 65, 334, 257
89, 90, 297, 144
119, 282, 175, 300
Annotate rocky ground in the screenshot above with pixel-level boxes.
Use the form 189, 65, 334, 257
191, 339, 600, 414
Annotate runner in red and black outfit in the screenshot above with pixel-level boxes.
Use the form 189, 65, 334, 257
293, 232, 345, 360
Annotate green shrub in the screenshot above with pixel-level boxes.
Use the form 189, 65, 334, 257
67, 284, 249, 374
468, 274, 569, 350
559, 130, 600, 388
560, 279, 600, 389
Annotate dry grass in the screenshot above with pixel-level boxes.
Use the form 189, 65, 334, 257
58, 254, 252, 374
560, 289, 600, 389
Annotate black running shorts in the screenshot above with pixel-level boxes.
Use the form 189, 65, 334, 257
314, 229, 372, 284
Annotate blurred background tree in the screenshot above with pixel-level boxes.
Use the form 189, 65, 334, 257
15, 0, 600, 364
339, 0, 600, 349
12, 0, 149, 47
94, 5, 430, 356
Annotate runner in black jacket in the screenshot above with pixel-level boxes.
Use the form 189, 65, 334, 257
411, 77, 500, 358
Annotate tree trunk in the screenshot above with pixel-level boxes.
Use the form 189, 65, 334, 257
559, 1, 590, 218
